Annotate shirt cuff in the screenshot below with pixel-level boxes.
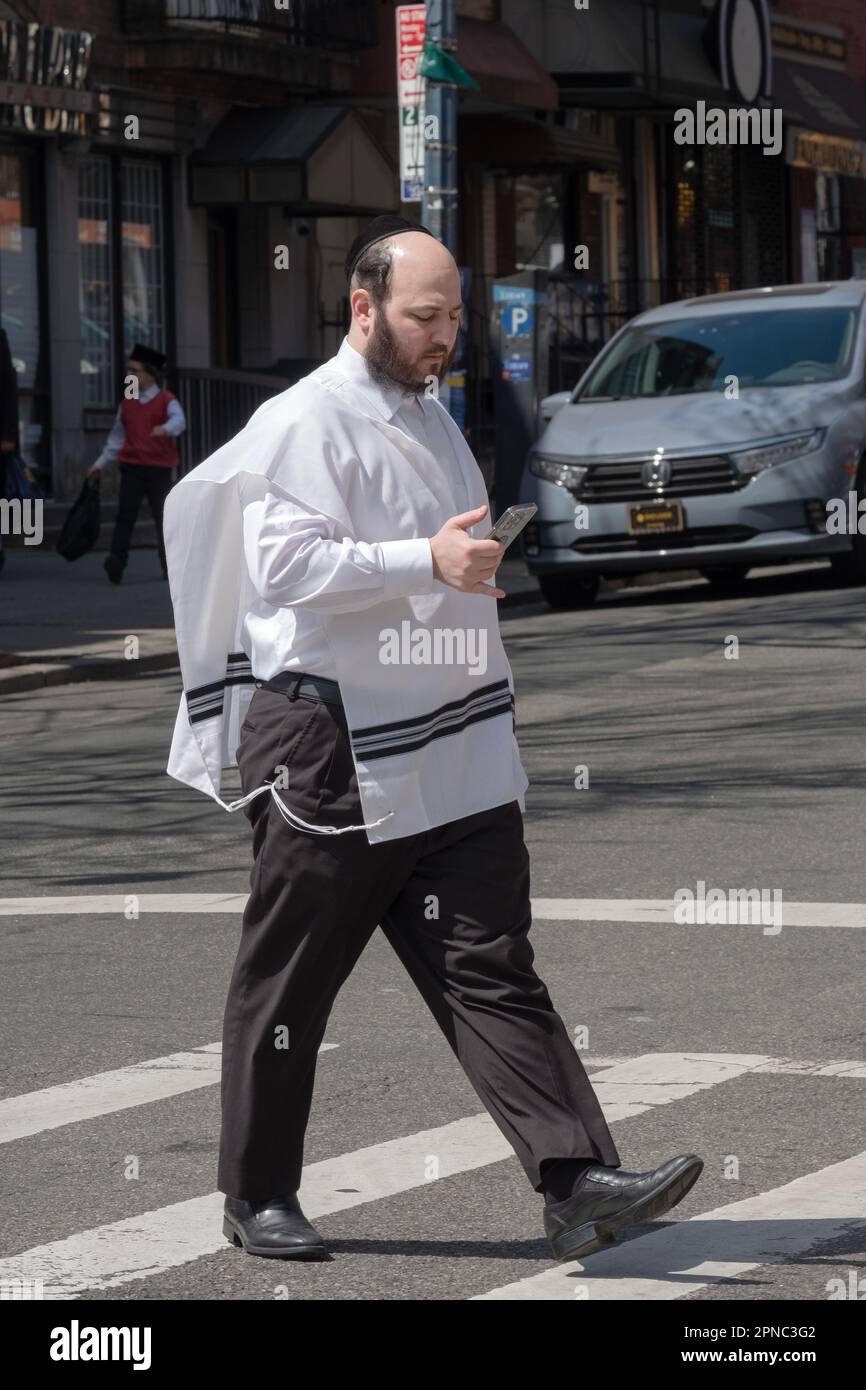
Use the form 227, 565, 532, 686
379, 537, 435, 600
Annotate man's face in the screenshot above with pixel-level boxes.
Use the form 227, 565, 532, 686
127, 359, 155, 392
363, 251, 462, 394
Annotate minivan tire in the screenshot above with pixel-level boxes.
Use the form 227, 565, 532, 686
537, 573, 600, 608
700, 564, 751, 591
830, 552, 866, 584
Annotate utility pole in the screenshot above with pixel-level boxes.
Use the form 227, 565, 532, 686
421, 0, 458, 254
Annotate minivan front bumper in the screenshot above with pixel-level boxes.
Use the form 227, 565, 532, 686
519, 450, 852, 576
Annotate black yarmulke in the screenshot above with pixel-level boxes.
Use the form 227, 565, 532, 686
129, 342, 167, 371
345, 215, 436, 282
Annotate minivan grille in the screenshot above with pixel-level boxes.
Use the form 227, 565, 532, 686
580, 454, 743, 503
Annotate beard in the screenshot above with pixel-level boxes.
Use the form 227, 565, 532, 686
364, 307, 457, 394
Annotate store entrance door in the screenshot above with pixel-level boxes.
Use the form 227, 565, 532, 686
207, 208, 239, 369
0, 144, 49, 490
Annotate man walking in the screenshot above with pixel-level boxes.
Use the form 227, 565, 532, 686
163, 215, 702, 1266
87, 343, 186, 583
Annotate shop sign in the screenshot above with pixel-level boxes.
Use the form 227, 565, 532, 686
771, 20, 845, 67
708, 0, 773, 104
786, 127, 866, 179
0, 21, 93, 135
587, 171, 619, 196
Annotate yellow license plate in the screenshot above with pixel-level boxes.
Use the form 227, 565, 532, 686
627, 499, 684, 535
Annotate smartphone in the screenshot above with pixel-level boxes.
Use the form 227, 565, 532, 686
486, 503, 538, 549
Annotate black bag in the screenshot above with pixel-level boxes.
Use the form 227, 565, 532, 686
56, 476, 101, 561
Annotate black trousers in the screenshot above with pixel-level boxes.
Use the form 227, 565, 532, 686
217, 684, 622, 1199
109, 462, 175, 572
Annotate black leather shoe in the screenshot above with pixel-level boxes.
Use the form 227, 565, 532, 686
543, 1153, 704, 1264
104, 553, 123, 585
223, 1193, 332, 1260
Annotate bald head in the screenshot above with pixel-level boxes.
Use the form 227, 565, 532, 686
347, 229, 463, 392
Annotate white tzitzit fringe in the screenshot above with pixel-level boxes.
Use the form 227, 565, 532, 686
217, 780, 395, 835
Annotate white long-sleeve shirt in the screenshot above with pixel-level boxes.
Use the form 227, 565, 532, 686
163, 335, 527, 842
91, 383, 187, 471
240, 337, 471, 681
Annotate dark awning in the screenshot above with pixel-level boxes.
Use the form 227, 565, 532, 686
460, 114, 621, 170
550, 0, 723, 109
189, 104, 397, 212
773, 60, 866, 141
456, 17, 558, 112
549, 0, 866, 142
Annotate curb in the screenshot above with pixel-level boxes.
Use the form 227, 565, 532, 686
0, 570, 703, 696
0, 585, 543, 695
0, 650, 183, 695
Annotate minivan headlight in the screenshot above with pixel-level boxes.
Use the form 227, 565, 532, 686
529, 456, 589, 490
731, 430, 825, 478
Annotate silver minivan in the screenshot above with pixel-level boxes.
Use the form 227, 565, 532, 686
519, 282, 866, 606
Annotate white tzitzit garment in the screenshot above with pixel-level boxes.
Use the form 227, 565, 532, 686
163, 353, 529, 845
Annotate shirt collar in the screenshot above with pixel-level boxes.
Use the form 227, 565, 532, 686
138, 383, 159, 403
335, 336, 424, 423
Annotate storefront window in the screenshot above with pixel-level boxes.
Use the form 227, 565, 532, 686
815, 172, 842, 279
703, 146, 735, 294
78, 156, 114, 408
674, 151, 699, 293
0, 146, 47, 470
78, 155, 168, 407
669, 143, 738, 297
122, 160, 166, 362
512, 173, 565, 272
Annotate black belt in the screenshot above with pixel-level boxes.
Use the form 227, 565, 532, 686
254, 670, 343, 707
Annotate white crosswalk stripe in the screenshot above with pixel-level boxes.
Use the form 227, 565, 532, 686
1, 1051, 865, 1298
473, 1149, 866, 1300
1, 894, 865, 926
2, 1047, 864, 1146
0, 1043, 337, 1145
0, 1115, 513, 1297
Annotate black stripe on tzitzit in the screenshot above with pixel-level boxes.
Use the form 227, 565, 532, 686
353, 688, 511, 754
353, 693, 514, 762
350, 677, 511, 741
186, 651, 254, 725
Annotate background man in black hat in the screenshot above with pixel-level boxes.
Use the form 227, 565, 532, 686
87, 343, 186, 584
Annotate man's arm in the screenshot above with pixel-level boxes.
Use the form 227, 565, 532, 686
161, 397, 186, 437
88, 406, 125, 473
242, 488, 435, 614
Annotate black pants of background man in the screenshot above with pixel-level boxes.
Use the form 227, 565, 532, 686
108, 462, 174, 574
217, 684, 622, 1199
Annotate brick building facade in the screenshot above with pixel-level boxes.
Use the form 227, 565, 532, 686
2, 0, 866, 500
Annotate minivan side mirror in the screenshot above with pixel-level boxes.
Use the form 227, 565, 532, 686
539, 390, 572, 423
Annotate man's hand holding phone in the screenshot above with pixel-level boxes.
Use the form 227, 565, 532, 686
430, 505, 506, 598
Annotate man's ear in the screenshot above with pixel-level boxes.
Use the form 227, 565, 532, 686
350, 286, 373, 328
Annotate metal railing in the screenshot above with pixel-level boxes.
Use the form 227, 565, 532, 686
545, 275, 724, 391
463, 273, 729, 462
170, 276, 728, 481
121, 0, 378, 48
172, 367, 295, 477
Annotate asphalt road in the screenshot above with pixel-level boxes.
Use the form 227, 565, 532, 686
1, 559, 865, 1303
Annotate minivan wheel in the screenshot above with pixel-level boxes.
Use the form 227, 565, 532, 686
700, 564, 751, 591
830, 552, 866, 585
537, 574, 600, 608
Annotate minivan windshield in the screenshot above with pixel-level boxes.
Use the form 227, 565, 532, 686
576, 306, 858, 400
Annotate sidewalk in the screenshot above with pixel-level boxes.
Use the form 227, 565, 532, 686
0, 530, 544, 695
